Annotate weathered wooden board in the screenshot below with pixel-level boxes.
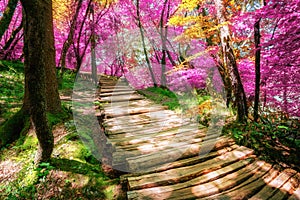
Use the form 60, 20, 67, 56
249, 169, 298, 200
100, 94, 145, 103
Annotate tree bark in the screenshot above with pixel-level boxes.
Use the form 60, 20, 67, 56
21, 0, 56, 163
254, 18, 261, 122
44, 2, 62, 114
90, 2, 97, 83
0, 0, 19, 40
214, 0, 248, 123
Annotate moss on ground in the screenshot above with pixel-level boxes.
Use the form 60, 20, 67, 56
0, 120, 124, 200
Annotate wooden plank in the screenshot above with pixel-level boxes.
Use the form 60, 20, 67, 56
168, 160, 272, 200
127, 159, 262, 200
100, 88, 133, 93
287, 188, 300, 200
150, 144, 239, 173
103, 111, 175, 125
104, 115, 186, 134
100, 91, 136, 97
202, 163, 280, 200
111, 131, 220, 169
105, 120, 192, 136
108, 123, 203, 146
103, 109, 175, 127
104, 105, 168, 118
261, 172, 300, 200
126, 136, 235, 172
99, 94, 145, 103
249, 168, 297, 200
120, 144, 239, 181
126, 146, 254, 189
126, 154, 253, 197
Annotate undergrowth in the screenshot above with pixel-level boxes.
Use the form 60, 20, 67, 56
138, 87, 180, 110
0, 60, 24, 121
224, 114, 300, 170
0, 120, 123, 200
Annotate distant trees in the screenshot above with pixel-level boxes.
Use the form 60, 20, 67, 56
0, 0, 299, 125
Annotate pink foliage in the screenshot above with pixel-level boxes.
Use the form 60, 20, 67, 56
0, 0, 299, 117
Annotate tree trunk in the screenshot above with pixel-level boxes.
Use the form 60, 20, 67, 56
58, 0, 83, 81
44, 2, 62, 114
136, 0, 157, 87
21, 0, 56, 163
159, 0, 168, 87
0, 0, 19, 40
214, 0, 248, 123
90, 3, 97, 84
254, 18, 261, 122
3, 20, 23, 52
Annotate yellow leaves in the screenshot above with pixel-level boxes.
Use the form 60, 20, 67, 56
170, 50, 208, 72
198, 100, 212, 114
95, 0, 116, 8
53, 0, 74, 29
169, 16, 198, 26
179, 0, 204, 11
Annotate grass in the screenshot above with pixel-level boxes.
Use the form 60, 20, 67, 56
0, 62, 124, 199
0, 119, 124, 200
0, 60, 24, 122
138, 87, 180, 110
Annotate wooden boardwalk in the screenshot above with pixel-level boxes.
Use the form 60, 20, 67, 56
98, 76, 300, 200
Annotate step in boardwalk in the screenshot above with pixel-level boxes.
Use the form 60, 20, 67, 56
98, 76, 300, 200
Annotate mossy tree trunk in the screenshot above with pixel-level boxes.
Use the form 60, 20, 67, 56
20, 0, 57, 163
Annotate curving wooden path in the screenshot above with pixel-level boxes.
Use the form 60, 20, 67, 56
98, 76, 300, 200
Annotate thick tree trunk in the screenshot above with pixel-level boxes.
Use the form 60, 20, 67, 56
44, 2, 62, 114
214, 0, 248, 123
21, 0, 56, 163
254, 18, 261, 122
0, 0, 19, 40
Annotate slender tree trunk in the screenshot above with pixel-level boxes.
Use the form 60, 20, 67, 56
58, 0, 83, 81
159, 0, 168, 87
136, 0, 157, 87
90, 2, 97, 83
74, 0, 93, 72
21, 0, 56, 163
0, 0, 19, 40
254, 18, 261, 122
214, 0, 248, 122
3, 20, 23, 51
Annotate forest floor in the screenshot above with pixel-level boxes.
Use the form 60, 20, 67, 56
0, 65, 126, 199
0, 122, 126, 199
0, 95, 127, 199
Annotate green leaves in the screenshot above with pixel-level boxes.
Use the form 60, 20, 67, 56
35, 162, 55, 182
